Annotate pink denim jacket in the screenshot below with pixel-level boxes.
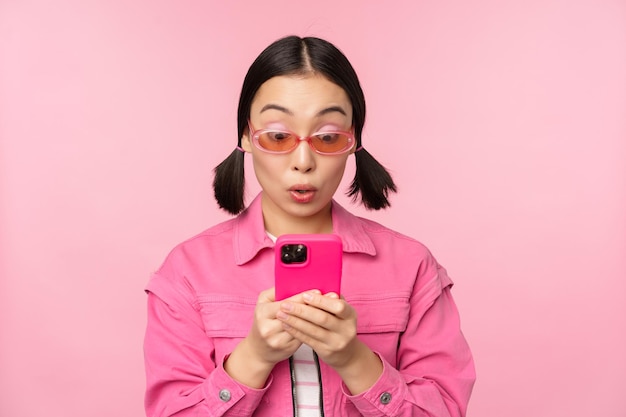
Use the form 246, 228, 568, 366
144, 194, 475, 416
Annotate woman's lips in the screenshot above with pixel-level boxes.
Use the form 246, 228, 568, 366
289, 185, 316, 203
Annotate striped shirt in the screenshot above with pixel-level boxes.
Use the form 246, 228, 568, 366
292, 344, 321, 416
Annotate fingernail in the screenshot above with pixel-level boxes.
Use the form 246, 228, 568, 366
281, 302, 293, 312
276, 311, 288, 320
302, 293, 313, 301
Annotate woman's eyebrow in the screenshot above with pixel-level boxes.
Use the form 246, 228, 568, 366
316, 106, 347, 117
260, 104, 293, 115
259, 104, 347, 117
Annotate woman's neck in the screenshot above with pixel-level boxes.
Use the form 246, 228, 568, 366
261, 197, 333, 236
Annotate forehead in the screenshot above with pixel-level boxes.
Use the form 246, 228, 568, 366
250, 74, 352, 120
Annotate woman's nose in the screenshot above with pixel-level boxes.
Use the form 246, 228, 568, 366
291, 139, 316, 172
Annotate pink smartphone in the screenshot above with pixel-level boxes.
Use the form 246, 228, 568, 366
274, 234, 343, 301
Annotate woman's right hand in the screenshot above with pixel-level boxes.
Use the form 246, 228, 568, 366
223, 287, 303, 388
248, 287, 304, 364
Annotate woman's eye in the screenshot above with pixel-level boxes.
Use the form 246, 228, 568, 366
317, 133, 339, 143
268, 132, 290, 141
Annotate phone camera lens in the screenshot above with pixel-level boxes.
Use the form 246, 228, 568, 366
281, 244, 308, 264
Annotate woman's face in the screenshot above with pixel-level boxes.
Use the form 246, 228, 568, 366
241, 74, 354, 235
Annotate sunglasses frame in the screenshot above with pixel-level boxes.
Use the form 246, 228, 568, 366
247, 121, 355, 155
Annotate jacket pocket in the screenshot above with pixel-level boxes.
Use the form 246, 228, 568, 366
349, 291, 411, 334
197, 295, 256, 337
196, 295, 256, 361
348, 291, 411, 367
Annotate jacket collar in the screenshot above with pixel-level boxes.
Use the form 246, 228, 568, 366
233, 193, 377, 265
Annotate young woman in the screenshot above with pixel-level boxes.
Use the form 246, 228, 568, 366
144, 35, 475, 417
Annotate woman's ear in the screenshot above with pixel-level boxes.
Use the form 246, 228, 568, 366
241, 128, 253, 153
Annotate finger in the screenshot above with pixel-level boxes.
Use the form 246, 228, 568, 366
302, 292, 351, 319
274, 290, 322, 318
276, 309, 331, 345
279, 299, 329, 325
258, 287, 277, 303
283, 289, 322, 304
268, 327, 300, 348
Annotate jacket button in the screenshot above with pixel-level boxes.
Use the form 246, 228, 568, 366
219, 389, 231, 402
380, 392, 392, 404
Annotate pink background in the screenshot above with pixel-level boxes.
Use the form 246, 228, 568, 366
1, 1, 625, 416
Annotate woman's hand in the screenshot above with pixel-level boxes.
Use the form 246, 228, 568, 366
224, 288, 305, 388
247, 288, 303, 365
276, 292, 383, 394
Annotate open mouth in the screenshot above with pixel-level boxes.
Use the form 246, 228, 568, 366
289, 186, 316, 203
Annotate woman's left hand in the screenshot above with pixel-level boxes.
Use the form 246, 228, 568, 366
276, 292, 383, 394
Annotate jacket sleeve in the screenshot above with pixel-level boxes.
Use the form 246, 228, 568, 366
144, 273, 270, 417
344, 262, 476, 417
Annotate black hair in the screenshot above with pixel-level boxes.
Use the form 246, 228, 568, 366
213, 35, 397, 214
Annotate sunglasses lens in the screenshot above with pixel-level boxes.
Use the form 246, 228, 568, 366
256, 131, 297, 152
311, 133, 352, 154
254, 130, 353, 154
